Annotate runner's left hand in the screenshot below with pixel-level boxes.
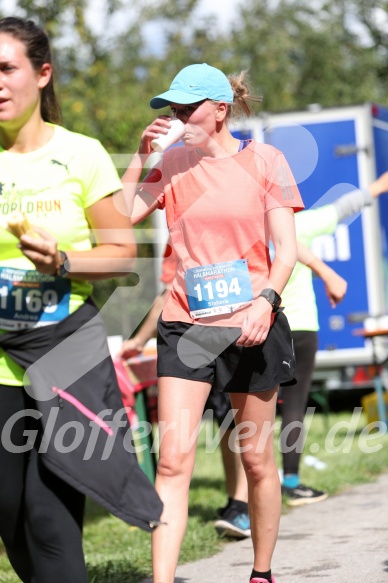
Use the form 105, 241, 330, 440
237, 297, 273, 346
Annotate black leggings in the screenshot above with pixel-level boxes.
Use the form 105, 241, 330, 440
279, 331, 318, 475
0, 384, 88, 583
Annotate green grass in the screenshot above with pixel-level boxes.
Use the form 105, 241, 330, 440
277, 409, 388, 496
1, 411, 388, 582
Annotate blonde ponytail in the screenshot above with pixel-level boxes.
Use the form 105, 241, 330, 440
227, 71, 262, 118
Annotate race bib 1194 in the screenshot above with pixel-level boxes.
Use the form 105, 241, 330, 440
185, 259, 254, 319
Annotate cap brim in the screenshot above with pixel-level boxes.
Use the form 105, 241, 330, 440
150, 89, 208, 109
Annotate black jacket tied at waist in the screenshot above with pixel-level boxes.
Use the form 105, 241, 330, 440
0, 299, 163, 532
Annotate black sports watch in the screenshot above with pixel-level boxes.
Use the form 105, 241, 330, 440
55, 250, 70, 278
258, 288, 282, 312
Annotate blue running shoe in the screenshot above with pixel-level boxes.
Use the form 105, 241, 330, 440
214, 511, 251, 538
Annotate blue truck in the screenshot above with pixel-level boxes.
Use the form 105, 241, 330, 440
231, 103, 388, 390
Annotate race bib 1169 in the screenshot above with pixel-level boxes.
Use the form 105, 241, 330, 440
0, 267, 71, 330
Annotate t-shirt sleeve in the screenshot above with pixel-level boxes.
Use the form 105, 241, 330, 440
295, 205, 338, 244
81, 139, 123, 208
264, 152, 304, 213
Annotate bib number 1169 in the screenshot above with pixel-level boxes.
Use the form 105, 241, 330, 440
0, 286, 58, 313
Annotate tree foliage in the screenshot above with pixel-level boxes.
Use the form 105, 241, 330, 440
2, 0, 387, 143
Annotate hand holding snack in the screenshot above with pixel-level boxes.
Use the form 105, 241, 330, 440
9, 215, 63, 276
7, 212, 37, 238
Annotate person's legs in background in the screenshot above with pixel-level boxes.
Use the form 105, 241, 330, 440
204, 390, 250, 538
279, 331, 328, 506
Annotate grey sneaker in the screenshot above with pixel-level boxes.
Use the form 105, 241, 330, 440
282, 483, 328, 506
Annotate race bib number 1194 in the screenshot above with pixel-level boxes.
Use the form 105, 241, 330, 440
185, 259, 254, 319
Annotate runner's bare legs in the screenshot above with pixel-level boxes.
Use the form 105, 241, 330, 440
230, 389, 280, 572
152, 376, 211, 583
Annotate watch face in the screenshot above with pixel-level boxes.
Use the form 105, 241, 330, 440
268, 289, 276, 304
260, 288, 281, 310
272, 291, 281, 309
57, 251, 69, 277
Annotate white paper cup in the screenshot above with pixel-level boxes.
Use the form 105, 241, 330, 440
151, 118, 185, 153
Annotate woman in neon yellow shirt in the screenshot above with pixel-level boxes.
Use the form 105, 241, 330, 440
0, 16, 162, 583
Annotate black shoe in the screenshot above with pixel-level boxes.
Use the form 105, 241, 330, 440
281, 483, 329, 507
216, 498, 248, 518
216, 503, 229, 518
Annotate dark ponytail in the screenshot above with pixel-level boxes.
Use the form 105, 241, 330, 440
0, 17, 62, 124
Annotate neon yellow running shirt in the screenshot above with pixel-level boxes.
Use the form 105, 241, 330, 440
282, 205, 338, 331
0, 125, 122, 385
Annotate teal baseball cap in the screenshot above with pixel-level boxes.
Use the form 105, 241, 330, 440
150, 63, 234, 109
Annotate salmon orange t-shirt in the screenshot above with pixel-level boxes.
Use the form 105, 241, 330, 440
160, 239, 177, 289
142, 140, 304, 327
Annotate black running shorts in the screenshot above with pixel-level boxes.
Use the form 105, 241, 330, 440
157, 310, 296, 393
